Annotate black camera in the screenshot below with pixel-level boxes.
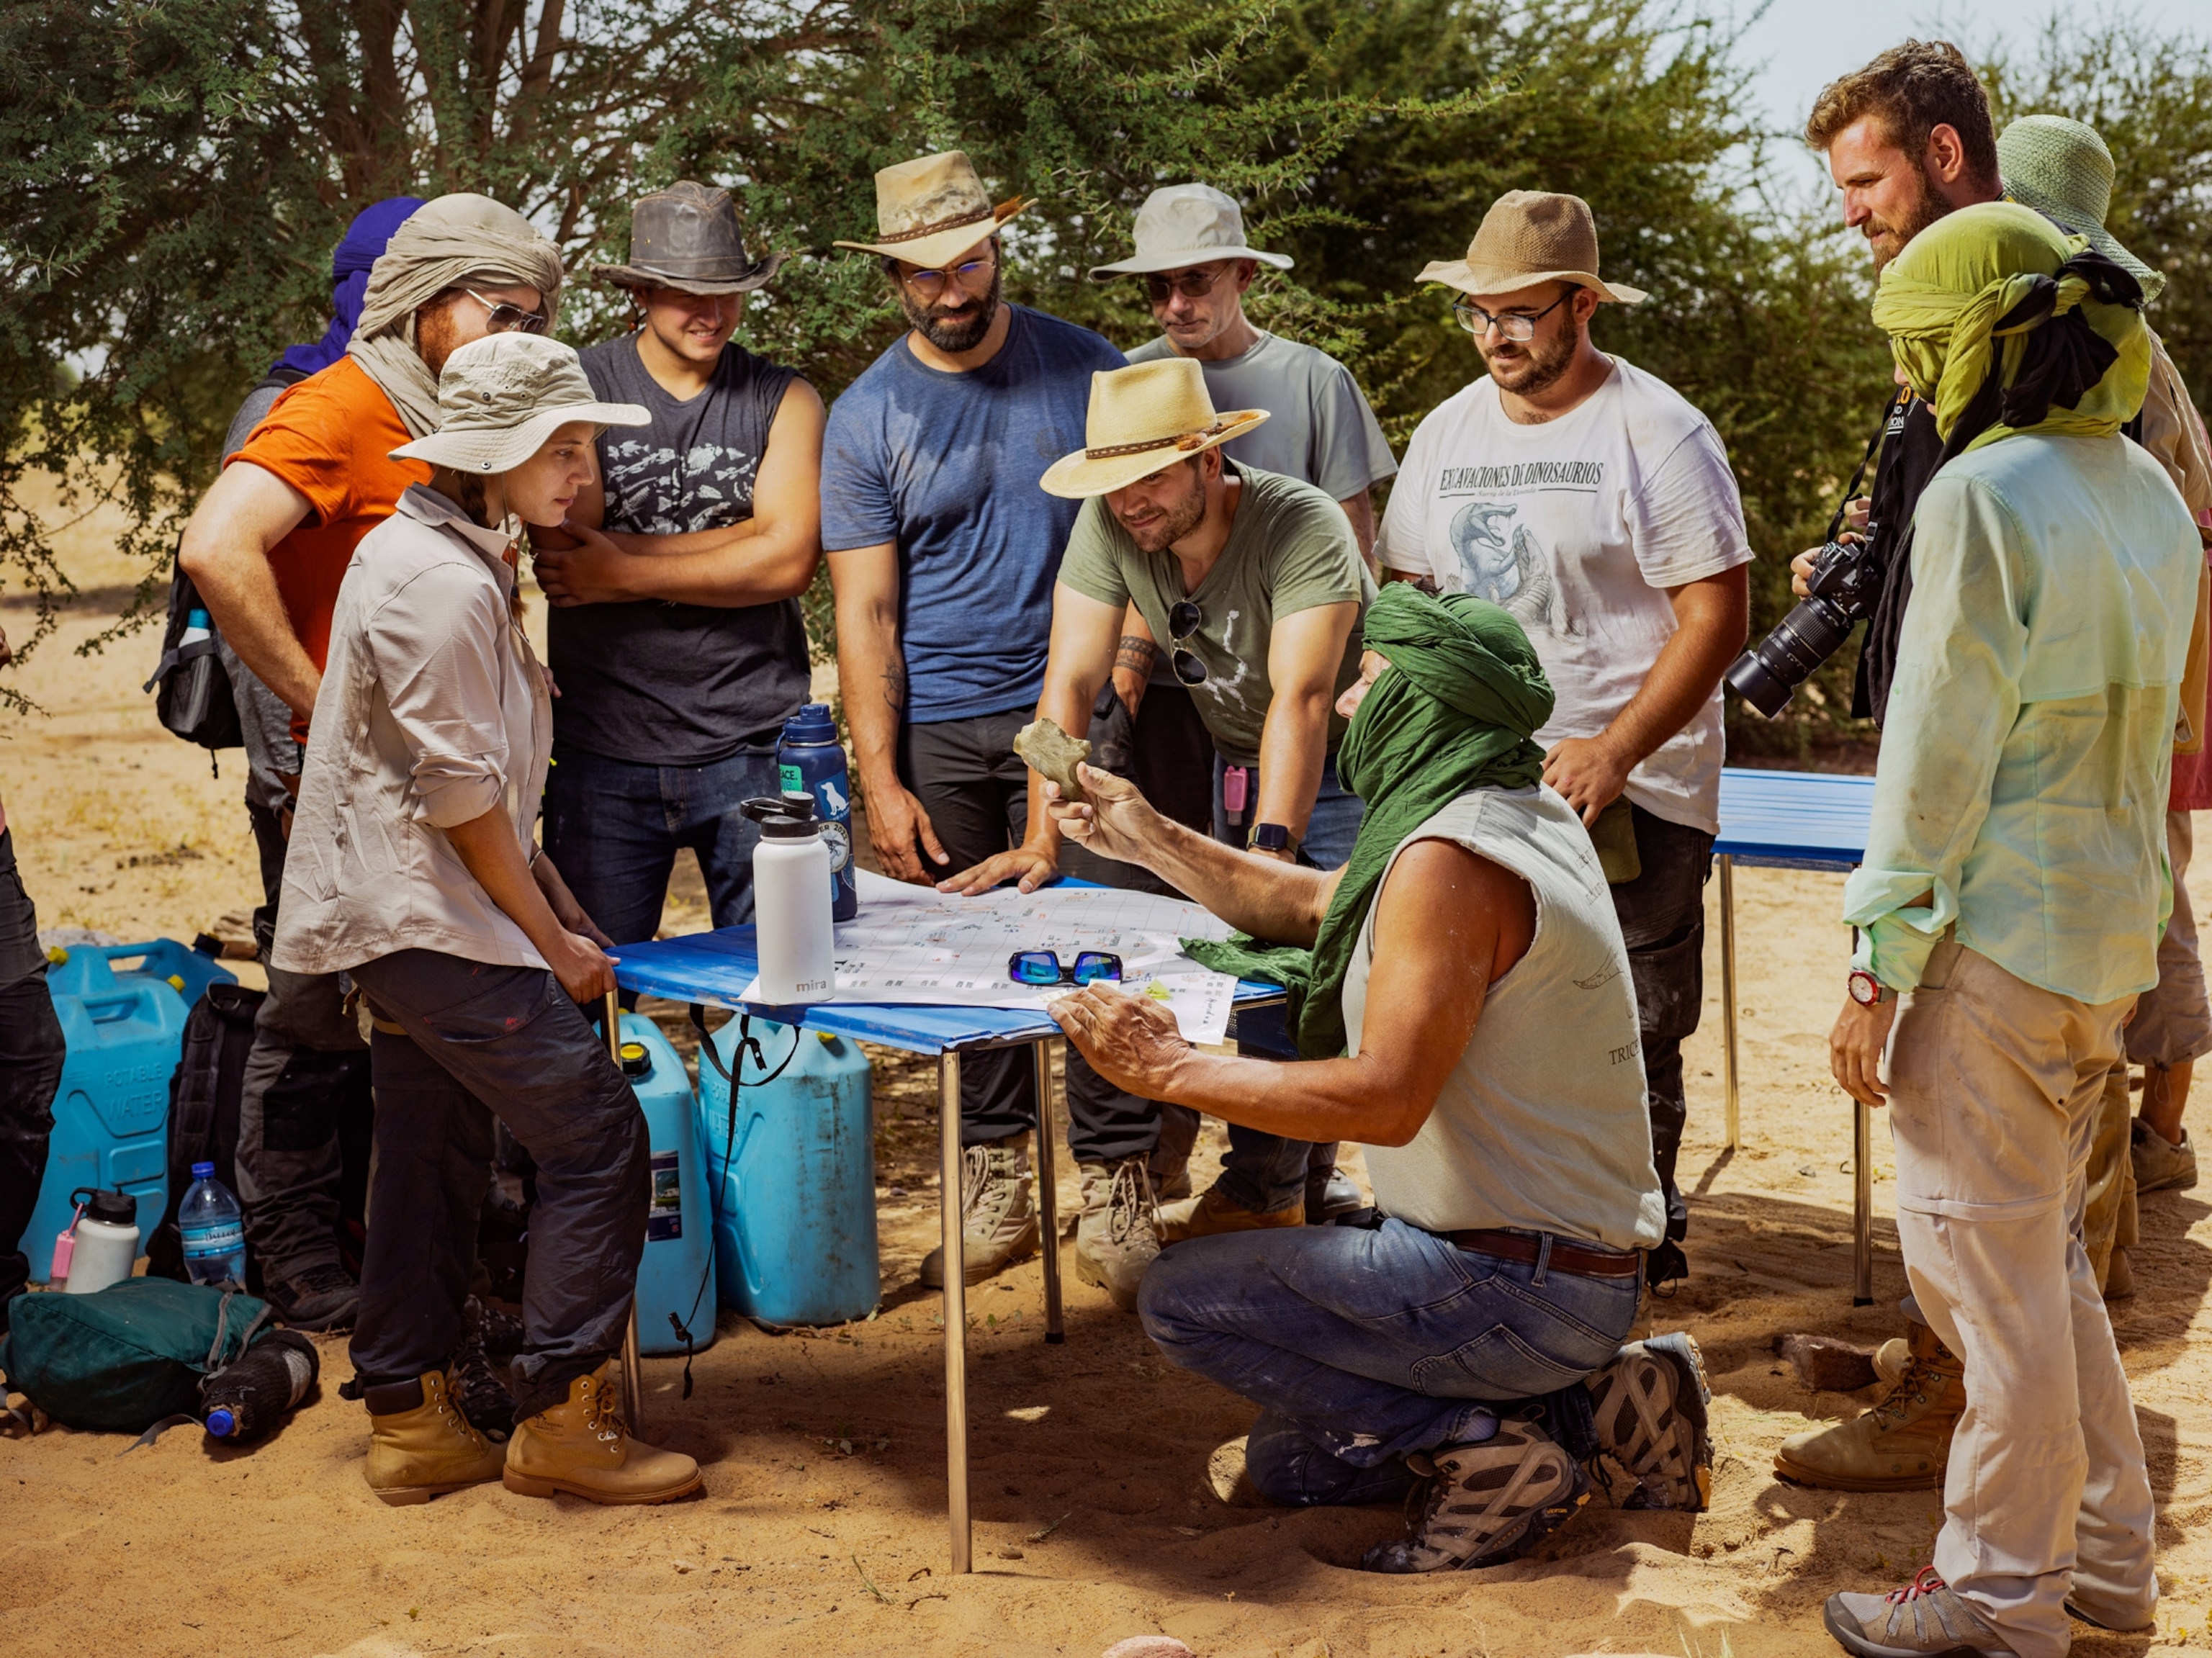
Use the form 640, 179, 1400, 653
1725, 536, 1881, 718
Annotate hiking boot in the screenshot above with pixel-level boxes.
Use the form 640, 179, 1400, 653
1074, 1155, 1161, 1312
918, 1133, 1040, 1288
1360, 1416, 1591, 1573
1824, 1568, 2018, 1656
268, 1261, 360, 1332
362, 1369, 505, 1506
452, 1299, 517, 1441
2104, 1245, 2136, 1299
1872, 1337, 1911, 1390
1304, 1160, 1364, 1224
2131, 1117, 2197, 1194
1584, 1332, 1712, 1511
1775, 1320, 1964, 1492
1206, 1436, 1269, 1508
503, 1361, 703, 1505
1157, 1183, 1304, 1246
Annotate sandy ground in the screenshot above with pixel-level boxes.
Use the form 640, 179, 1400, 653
6, 494, 2212, 1657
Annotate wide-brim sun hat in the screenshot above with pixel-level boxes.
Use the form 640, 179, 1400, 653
1040, 357, 1269, 499
593, 179, 786, 295
1088, 182, 1292, 279
1417, 189, 1647, 304
1997, 114, 2164, 305
390, 333, 648, 474
832, 151, 1032, 271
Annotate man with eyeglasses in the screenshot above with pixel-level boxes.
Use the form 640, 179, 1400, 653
178, 193, 562, 1330
822, 153, 1125, 1289
1377, 191, 1750, 1290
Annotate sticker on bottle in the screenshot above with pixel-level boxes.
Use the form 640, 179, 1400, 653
779, 763, 804, 793
647, 1150, 683, 1240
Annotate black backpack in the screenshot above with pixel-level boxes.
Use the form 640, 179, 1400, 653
142, 547, 243, 763
145, 982, 264, 1282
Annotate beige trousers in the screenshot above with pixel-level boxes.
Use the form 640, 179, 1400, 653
2081, 1063, 2139, 1289
1887, 943, 2157, 1656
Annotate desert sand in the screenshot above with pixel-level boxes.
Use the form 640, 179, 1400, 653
5, 496, 2212, 1657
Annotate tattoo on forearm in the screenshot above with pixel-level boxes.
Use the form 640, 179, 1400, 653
1115, 635, 1158, 676
881, 663, 905, 713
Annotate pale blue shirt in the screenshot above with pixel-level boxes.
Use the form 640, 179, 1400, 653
1844, 432, 2200, 1002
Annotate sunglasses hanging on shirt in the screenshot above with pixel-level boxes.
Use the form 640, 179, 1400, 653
1168, 600, 1208, 686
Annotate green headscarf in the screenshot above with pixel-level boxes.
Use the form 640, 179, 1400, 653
1184, 584, 1553, 1059
1870, 200, 2149, 454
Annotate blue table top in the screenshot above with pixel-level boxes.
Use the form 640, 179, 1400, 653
1714, 765, 1874, 871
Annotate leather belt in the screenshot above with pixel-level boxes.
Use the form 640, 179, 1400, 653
1444, 1227, 1644, 1280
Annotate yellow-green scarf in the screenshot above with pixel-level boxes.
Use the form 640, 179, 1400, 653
1871, 201, 2149, 454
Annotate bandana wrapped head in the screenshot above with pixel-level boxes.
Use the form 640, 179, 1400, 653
1871, 200, 2148, 454
1184, 584, 1552, 1059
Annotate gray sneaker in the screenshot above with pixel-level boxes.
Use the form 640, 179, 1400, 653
1074, 1155, 1161, 1312
919, 1132, 1040, 1288
1360, 1417, 1591, 1573
2132, 1117, 2198, 1194
1584, 1331, 1712, 1511
1824, 1569, 2018, 1656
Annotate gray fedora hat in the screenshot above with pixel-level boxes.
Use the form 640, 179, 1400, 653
593, 181, 786, 295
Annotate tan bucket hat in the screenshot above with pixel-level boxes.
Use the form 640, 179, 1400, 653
390, 333, 647, 474
1418, 189, 1647, 304
832, 152, 1032, 269
1040, 358, 1269, 499
1998, 115, 2164, 305
1089, 184, 1292, 279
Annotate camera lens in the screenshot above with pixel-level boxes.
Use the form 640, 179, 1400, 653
1725, 596, 1855, 718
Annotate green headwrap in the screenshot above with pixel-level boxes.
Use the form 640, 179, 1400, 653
1184, 584, 1553, 1059
1870, 200, 2149, 454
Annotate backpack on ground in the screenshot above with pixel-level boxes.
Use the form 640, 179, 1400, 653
145, 981, 264, 1281
0, 1278, 271, 1433
143, 546, 243, 760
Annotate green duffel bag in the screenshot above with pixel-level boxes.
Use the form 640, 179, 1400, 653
0, 1278, 272, 1433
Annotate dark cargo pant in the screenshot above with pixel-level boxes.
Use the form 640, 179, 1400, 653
349, 949, 647, 1420
0, 828, 66, 1323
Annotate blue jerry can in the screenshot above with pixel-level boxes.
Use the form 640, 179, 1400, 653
30, 942, 232, 1280
616, 1013, 717, 1356
697, 1018, 878, 1326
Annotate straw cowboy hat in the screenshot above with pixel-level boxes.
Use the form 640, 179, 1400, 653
390, 334, 646, 474
593, 181, 786, 295
832, 152, 1032, 270
1418, 189, 1647, 304
1089, 183, 1292, 279
1040, 358, 1269, 498
1998, 114, 2164, 305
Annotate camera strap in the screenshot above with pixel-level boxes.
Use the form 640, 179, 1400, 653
1825, 391, 1907, 544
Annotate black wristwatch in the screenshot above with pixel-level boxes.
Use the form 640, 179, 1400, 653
1249, 822, 1296, 855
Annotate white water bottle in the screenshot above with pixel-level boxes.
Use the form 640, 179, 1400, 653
746, 793, 835, 1002
60, 1188, 140, 1294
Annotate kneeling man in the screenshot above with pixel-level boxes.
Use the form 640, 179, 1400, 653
1047, 582, 1710, 1572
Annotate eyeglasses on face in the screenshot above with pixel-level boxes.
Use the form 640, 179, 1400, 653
1008, 950, 1124, 987
1451, 285, 1578, 342
466, 288, 550, 336
895, 252, 997, 302
1167, 600, 1208, 686
1142, 264, 1231, 304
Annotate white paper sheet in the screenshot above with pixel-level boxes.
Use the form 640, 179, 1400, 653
738, 870, 1242, 1042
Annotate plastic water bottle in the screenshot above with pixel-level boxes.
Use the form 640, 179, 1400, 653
178, 1161, 247, 1285
777, 703, 857, 922
179, 608, 213, 647
202, 1330, 320, 1441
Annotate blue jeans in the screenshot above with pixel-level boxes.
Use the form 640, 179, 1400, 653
541, 743, 782, 945
1140, 1219, 1640, 1505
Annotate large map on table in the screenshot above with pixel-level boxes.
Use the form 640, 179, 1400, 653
738, 870, 1243, 1042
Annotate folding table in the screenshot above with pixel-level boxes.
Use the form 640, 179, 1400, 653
1712, 765, 1878, 1301
612, 926, 1282, 1574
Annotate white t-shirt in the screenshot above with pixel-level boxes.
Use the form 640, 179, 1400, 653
1377, 356, 1751, 832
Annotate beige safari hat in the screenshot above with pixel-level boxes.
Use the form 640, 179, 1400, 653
1998, 115, 2164, 305
1088, 183, 1292, 279
1040, 358, 1269, 499
832, 152, 1032, 269
1418, 189, 1647, 304
390, 333, 647, 474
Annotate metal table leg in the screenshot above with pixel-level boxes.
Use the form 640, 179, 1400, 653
940, 1050, 972, 1575
1031, 1040, 1064, 1344
1853, 1096, 1874, 1305
604, 991, 647, 1433
1719, 854, 1740, 1153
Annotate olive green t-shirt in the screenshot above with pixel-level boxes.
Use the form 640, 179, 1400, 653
1056, 463, 1373, 766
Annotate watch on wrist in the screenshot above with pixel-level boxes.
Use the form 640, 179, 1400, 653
1249, 822, 1296, 856
1847, 968, 1893, 1007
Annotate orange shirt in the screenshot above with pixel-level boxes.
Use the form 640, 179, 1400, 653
226, 356, 430, 678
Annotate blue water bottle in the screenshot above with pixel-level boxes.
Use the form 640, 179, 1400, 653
178, 1161, 248, 1285
778, 703, 857, 921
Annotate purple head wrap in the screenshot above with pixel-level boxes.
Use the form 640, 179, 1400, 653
271, 196, 428, 379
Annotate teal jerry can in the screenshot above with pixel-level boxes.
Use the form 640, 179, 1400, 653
616, 1012, 716, 1356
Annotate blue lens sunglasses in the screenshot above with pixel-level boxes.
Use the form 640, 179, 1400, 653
1008, 950, 1124, 987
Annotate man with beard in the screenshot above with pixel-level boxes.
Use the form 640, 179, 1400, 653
1377, 190, 1751, 1292
821, 153, 1125, 1288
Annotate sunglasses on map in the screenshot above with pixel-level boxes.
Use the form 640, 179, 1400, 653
1008, 950, 1124, 987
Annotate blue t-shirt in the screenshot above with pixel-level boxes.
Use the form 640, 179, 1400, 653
820, 305, 1125, 722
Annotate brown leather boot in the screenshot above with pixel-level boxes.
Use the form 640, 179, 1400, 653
1773, 1321, 1964, 1492
363, 1369, 506, 1506
1156, 1183, 1305, 1246
503, 1362, 703, 1505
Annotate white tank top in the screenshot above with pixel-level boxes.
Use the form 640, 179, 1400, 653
1344, 785, 1667, 1250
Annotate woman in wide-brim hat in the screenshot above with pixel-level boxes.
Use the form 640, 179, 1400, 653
272, 331, 703, 1511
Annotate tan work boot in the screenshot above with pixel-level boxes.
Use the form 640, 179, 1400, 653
1774, 1320, 1964, 1491
1074, 1155, 1161, 1311
362, 1369, 506, 1506
2132, 1117, 2198, 1194
503, 1361, 703, 1505
1871, 1337, 1912, 1389
919, 1132, 1040, 1287
1157, 1182, 1305, 1246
